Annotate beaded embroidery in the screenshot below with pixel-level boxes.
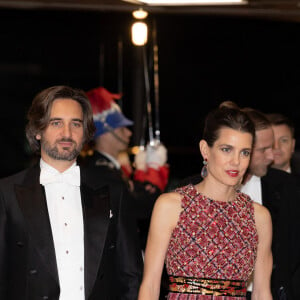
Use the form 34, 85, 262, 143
165, 184, 258, 286
169, 276, 246, 297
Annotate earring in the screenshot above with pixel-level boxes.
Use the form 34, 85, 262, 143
201, 158, 208, 178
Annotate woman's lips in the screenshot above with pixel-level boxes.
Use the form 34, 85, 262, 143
226, 170, 239, 177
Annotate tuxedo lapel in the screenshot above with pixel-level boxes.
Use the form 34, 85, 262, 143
261, 178, 269, 206
14, 165, 111, 298
261, 171, 282, 211
15, 165, 59, 285
81, 183, 110, 299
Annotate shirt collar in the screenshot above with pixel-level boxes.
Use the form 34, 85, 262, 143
98, 151, 121, 169
40, 159, 78, 174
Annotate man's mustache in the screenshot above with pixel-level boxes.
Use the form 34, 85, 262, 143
56, 138, 76, 144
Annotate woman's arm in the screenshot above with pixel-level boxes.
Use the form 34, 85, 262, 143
137, 192, 182, 300
251, 202, 273, 300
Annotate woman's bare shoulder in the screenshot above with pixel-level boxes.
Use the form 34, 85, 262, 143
152, 191, 184, 221
252, 202, 272, 226
155, 191, 183, 207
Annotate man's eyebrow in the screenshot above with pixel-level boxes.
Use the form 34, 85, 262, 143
49, 118, 83, 122
72, 118, 83, 123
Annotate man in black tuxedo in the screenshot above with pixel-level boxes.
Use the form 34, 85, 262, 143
240, 108, 300, 300
0, 85, 142, 300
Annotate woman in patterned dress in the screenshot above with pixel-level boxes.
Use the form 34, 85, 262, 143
138, 102, 273, 300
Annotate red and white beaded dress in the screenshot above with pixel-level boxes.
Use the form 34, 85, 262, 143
165, 184, 258, 300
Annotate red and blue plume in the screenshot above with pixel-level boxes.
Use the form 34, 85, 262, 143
86, 87, 133, 138
86, 87, 122, 114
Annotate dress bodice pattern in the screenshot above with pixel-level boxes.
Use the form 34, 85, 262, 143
165, 184, 258, 284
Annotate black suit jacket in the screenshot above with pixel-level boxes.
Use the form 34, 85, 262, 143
0, 164, 142, 300
80, 151, 160, 220
261, 168, 300, 300
80, 151, 162, 251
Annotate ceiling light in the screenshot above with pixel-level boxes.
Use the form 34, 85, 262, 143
132, 8, 148, 19
123, 0, 246, 5
131, 22, 148, 46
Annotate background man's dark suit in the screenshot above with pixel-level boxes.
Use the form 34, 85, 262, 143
261, 168, 300, 300
81, 151, 161, 217
0, 164, 143, 300
178, 167, 300, 300
81, 151, 161, 251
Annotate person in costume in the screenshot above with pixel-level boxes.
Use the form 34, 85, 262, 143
138, 101, 273, 300
80, 86, 169, 251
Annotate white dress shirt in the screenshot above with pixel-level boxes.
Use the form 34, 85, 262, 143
240, 175, 262, 205
40, 159, 85, 300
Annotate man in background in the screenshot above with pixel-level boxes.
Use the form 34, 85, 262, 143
241, 107, 300, 300
81, 86, 169, 252
266, 113, 300, 176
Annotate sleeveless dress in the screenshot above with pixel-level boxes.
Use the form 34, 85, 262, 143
165, 184, 258, 300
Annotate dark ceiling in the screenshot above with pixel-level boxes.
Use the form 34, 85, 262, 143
1, 0, 300, 22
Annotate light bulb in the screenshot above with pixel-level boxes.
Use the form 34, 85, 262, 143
132, 8, 148, 19
131, 21, 148, 46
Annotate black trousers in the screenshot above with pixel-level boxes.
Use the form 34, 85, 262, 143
246, 291, 251, 300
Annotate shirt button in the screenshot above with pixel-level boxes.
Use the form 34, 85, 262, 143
66, 250, 69, 254
62, 196, 64, 200
64, 223, 67, 226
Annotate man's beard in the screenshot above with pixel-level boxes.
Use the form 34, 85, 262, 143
41, 137, 82, 161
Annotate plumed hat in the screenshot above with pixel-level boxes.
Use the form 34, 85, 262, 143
86, 87, 133, 138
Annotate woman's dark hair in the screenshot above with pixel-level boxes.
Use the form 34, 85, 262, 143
26, 85, 96, 153
203, 101, 255, 147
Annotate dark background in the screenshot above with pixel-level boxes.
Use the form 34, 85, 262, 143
1, 8, 300, 183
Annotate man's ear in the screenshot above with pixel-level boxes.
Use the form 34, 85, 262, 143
199, 139, 209, 160
292, 138, 296, 153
